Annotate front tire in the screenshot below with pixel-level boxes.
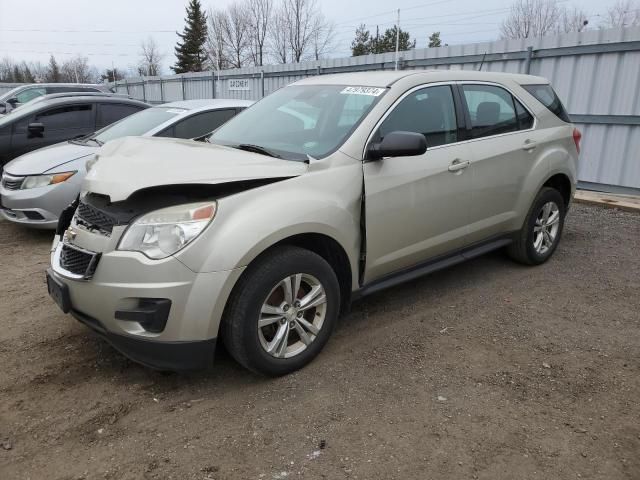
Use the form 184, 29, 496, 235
222, 246, 340, 376
507, 187, 566, 265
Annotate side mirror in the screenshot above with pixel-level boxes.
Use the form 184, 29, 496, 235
368, 131, 427, 160
28, 122, 45, 138
7, 98, 18, 106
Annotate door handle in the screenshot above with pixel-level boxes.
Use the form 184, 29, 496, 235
448, 159, 470, 172
522, 140, 538, 151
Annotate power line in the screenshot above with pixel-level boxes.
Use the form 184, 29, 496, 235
0, 28, 176, 34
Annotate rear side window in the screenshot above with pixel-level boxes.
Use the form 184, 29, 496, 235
97, 103, 144, 128
522, 84, 570, 123
462, 85, 519, 139
172, 109, 237, 139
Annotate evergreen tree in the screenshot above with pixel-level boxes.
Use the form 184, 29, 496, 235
46, 55, 61, 82
428, 31, 442, 48
351, 24, 371, 56
373, 26, 415, 53
22, 63, 36, 83
101, 68, 124, 82
172, 0, 208, 73
12, 66, 24, 83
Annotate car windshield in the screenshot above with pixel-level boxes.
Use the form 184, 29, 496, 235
91, 106, 186, 144
210, 85, 386, 160
0, 87, 23, 102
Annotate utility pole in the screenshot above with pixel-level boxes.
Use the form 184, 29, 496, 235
394, 9, 400, 71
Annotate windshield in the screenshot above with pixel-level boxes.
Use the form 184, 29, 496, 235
210, 85, 385, 160
0, 86, 23, 102
91, 106, 186, 144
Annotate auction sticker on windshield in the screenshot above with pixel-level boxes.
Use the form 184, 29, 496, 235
340, 86, 386, 96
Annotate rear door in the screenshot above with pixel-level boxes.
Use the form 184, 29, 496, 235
363, 84, 474, 283
10, 103, 96, 157
459, 83, 536, 243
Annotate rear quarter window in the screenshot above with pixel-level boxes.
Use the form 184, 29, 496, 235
522, 84, 571, 123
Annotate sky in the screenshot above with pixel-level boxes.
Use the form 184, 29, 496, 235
0, 0, 619, 75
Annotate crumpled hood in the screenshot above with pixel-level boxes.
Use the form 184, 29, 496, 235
84, 136, 308, 201
4, 141, 95, 175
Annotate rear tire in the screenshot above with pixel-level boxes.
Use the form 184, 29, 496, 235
222, 246, 340, 376
508, 187, 566, 265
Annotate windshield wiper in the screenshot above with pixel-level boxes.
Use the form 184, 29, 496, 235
233, 144, 281, 158
85, 138, 103, 146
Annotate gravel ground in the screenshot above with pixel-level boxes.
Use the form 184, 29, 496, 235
0, 203, 638, 480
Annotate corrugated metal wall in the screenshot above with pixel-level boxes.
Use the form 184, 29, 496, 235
112, 26, 640, 191
0, 83, 24, 95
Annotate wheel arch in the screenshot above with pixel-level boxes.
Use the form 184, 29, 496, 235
230, 231, 354, 317
542, 172, 573, 208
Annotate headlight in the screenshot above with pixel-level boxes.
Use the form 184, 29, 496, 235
118, 202, 217, 259
21, 171, 76, 189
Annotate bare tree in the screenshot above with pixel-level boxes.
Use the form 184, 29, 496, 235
558, 6, 590, 33
221, 3, 250, 68
601, 0, 640, 28
246, 0, 273, 66
311, 13, 336, 60
206, 8, 231, 70
269, 4, 290, 63
138, 37, 164, 76
29, 61, 48, 82
500, 0, 561, 39
60, 56, 98, 83
0, 57, 15, 82
283, 0, 324, 62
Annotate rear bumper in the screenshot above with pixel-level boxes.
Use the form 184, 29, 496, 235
71, 309, 216, 371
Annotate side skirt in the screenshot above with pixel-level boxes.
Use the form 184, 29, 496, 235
353, 235, 514, 300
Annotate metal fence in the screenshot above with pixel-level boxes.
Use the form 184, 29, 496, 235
110, 26, 640, 192
0, 83, 24, 95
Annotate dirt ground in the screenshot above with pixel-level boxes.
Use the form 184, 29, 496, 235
0, 204, 638, 480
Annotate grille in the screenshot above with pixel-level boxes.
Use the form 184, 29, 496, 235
1, 175, 24, 190
76, 201, 116, 234
60, 244, 100, 278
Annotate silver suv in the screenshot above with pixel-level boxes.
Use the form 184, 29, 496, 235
46, 71, 580, 375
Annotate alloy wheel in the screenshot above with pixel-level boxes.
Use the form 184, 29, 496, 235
258, 273, 327, 359
533, 201, 560, 255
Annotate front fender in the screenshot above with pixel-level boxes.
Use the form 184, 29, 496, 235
175, 162, 363, 286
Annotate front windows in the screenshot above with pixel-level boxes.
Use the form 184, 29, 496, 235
377, 85, 458, 148
210, 85, 384, 160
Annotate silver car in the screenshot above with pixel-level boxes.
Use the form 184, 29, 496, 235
0, 83, 112, 114
47, 71, 580, 375
1, 99, 252, 228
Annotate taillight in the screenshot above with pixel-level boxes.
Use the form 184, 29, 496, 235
573, 128, 582, 154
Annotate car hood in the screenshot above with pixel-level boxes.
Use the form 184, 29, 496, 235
4, 141, 96, 175
84, 136, 309, 202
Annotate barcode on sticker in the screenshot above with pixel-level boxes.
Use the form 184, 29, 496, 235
340, 86, 386, 96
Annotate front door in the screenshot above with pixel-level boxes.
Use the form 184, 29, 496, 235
11, 103, 96, 158
363, 84, 474, 283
